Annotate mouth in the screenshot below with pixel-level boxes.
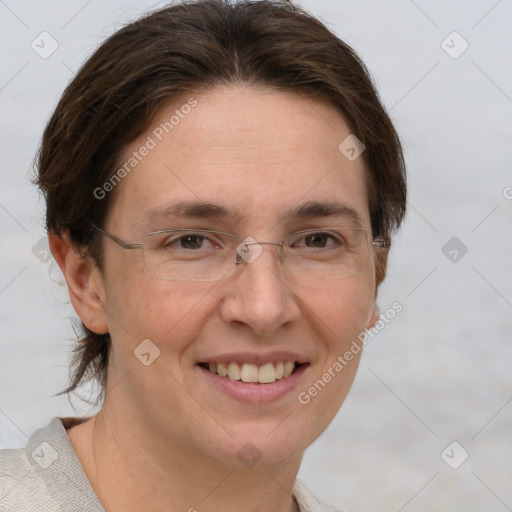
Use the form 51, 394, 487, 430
197, 361, 304, 384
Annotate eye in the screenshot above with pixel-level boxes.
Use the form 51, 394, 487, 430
292, 231, 342, 249
303, 232, 334, 248
161, 232, 217, 250
178, 234, 207, 249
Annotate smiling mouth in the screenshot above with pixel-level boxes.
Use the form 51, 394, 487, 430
197, 361, 303, 384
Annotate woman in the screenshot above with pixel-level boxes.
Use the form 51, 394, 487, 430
0, 1, 406, 510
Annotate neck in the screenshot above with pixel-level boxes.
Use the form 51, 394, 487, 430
67, 397, 302, 512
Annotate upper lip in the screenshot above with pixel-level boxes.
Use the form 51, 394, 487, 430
197, 351, 309, 366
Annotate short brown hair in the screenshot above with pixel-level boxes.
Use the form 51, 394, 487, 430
36, 0, 406, 403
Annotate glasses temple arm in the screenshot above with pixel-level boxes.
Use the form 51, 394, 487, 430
89, 222, 142, 250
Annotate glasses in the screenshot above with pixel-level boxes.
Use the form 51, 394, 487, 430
89, 222, 387, 282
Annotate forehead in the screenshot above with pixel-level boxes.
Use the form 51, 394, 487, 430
105, 85, 370, 235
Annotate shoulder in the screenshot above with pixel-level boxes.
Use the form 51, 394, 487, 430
0, 417, 103, 512
0, 443, 47, 511
293, 479, 343, 512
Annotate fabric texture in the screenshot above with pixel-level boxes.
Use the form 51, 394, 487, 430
0, 417, 341, 511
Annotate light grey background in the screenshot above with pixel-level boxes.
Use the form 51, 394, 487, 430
1, 1, 511, 511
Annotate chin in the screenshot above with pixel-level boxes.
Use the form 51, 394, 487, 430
209, 415, 323, 470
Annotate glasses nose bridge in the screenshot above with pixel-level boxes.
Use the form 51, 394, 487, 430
246, 240, 283, 247
235, 239, 285, 267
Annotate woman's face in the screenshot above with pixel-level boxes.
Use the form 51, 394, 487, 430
94, 85, 379, 467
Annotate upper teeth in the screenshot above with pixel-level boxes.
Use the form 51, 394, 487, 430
207, 361, 296, 384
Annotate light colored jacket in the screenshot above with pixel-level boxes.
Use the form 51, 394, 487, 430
0, 417, 341, 511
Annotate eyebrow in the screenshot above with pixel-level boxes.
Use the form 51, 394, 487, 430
142, 201, 237, 225
285, 201, 365, 227
142, 199, 365, 228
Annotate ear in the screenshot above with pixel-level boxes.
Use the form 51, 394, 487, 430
49, 231, 109, 335
367, 302, 380, 329
374, 246, 390, 292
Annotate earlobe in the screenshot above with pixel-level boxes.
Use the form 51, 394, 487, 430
49, 231, 109, 335
367, 302, 380, 329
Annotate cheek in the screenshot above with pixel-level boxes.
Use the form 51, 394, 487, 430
295, 278, 374, 414
103, 263, 216, 358
298, 275, 375, 345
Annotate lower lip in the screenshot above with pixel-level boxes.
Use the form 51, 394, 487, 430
196, 364, 309, 403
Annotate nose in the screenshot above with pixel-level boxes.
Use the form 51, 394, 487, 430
219, 243, 301, 336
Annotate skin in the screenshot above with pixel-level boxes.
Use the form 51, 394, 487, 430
50, 85, 382, 512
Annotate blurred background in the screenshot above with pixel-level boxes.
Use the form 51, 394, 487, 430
1, 1, 511, 510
